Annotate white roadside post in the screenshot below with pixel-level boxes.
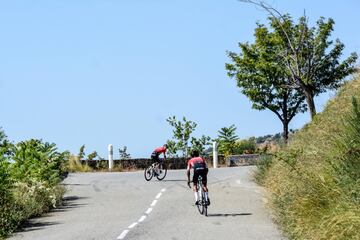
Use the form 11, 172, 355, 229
213, 141, 218, 168
108, 144, 113, 170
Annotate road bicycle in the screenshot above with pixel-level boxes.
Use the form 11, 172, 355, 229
144, 162, 167, 181
188, 175, 209, 216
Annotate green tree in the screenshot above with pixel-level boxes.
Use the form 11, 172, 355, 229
87, 151, 98, 160
0, 127, 13, 157
226, 22, 307, 142
190, 135, 212, 155
78, 145, 85, 160
239, 0, 358, 119
233, 138, 257, 154
119, 146, 131, 159
217, 124, 239, 155
165, 140, 178, 157
167, 116, 197, 157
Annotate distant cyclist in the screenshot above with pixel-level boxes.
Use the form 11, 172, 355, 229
151, 144, 167, 174
187, 150, 210, 205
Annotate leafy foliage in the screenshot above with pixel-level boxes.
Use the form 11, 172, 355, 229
166, 116, 211, 157
167, 116, 197, 157
226, 17, 309, 142
78, 144, 85, 160
216, 124, 239, 155
87, 151, 98, 160
119, 146, 131, 159
0, 129, 17, 238
233, 138, 256, 154
190, 135, 212, 155
11, 139, 69, 187
239, 1, 358, 118
165, 140, 178, 157
0, 130, 68, 238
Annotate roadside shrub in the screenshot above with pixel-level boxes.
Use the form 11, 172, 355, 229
68, 154, 93, 172
0, 130, 19, 239
233, 138, 257, 154
253, 154, 273, 185
13, 178, 66, 219
11, 139, 68, 186
0, 156, 19, 239
0, 135, 68, 239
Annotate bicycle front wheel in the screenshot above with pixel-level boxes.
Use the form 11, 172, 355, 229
156, 163, 167, 180
144, 166, 153, 181
197, 184, 204, 215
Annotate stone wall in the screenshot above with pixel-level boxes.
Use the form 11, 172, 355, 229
225, 154, 260, 167
82, 155, 226, 170
82, 154, 265, 170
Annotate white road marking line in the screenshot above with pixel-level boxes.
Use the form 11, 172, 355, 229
151, 200, 158, 207
138, 215, 146, 222
128, 222, 137, 229
117, 230, 129, 240
145, 208, 153, 214
117, 188, 166, 240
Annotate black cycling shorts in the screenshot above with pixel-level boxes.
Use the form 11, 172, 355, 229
151, 152, 160, 163
193, 168, 208, 186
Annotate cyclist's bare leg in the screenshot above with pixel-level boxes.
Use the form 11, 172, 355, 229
202, 182, 208, 192
193, 183, 199, 203
193, 184, 198, 192
202, 182, 210, 204
153, 162, 160, 174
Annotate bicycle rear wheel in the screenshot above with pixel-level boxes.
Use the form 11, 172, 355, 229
203, 191, 208, 216
156, 163, 167, 180
144, 165, 154, 181
197, 183, 204, 215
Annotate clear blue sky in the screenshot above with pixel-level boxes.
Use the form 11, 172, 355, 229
1, 0, 359, 158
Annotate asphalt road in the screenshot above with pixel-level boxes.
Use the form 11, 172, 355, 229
9, 166, 285, 240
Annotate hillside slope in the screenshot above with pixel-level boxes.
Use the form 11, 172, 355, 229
263, 74, 360, 240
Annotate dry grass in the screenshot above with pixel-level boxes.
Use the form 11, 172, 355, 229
67, 155, 93, 172
259, 75, 360, 240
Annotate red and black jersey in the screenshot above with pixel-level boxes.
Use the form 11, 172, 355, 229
187, 157, 207, 171
154, 146, 166, 155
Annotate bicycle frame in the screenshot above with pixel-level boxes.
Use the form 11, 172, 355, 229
195, 175, 208, 216
144, 162, 167, 181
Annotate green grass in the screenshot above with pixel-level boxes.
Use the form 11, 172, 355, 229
257, 75, 360, 240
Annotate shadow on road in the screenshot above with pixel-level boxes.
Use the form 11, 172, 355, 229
52, 196, 88, 212
13, 195, 87, 234
207, 213, 252, 217
15, 221, 60, 233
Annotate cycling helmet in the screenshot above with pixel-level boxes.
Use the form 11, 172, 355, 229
191, 149, 200, 157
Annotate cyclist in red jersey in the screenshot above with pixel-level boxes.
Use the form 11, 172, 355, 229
151, 144, 167, 175
151, 144, 167, 162
187, 150, 210, 205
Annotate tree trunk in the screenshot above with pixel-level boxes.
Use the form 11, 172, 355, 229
282, 92, 289, 144
303, 87, 316, 119
282, 119, 289, 144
